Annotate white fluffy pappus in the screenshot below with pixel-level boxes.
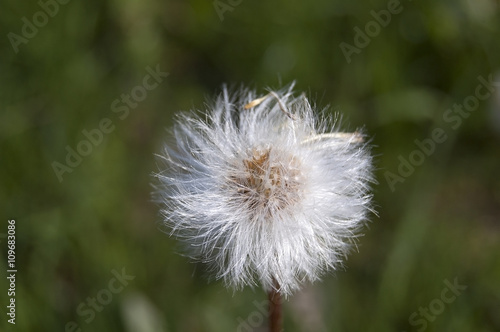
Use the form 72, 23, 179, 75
154, 84, 374, 297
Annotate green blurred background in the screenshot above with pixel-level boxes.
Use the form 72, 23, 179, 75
1, 0, 499, 331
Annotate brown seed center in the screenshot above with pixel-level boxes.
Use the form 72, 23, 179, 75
232, 148, 302, 215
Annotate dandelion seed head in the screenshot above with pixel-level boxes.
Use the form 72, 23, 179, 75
154, 84, 374, 297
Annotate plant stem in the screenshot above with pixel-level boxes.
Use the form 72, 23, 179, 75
268, 282, 282, 332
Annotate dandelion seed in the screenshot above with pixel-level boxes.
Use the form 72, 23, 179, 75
153, 84, 374, 329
